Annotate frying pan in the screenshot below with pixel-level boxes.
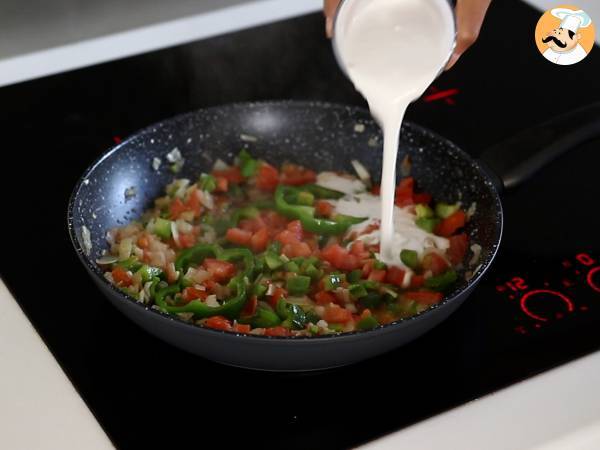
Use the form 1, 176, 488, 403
68, 101, 600, 371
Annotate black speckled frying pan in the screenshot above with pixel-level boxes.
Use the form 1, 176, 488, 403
67, 101, 600, 371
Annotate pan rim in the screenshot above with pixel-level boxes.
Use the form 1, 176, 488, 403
67, 99, 503, 342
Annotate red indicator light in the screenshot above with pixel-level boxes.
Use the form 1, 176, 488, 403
587, 267, 600, 293
577, 253, 596, 266
423, 86, 459, 105
520, 289, 574, 322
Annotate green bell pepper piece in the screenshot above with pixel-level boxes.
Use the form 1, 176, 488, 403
347, 269, 362, 283
154, 217, 172, 239
349, 283, 368, 299
286, 275, 311, 296
301, 184, 345, 199
415, 217, 441, 233
136, 265, 162, 283
435, 202, 460, 219
275, 185, 365, 236
357, 315, 379, 330
424, 270, 458, 291
323, 273, 345, 291
115, 256, 143, 272
400, 249, 419, 269
359, 292, 383, 309
251, 306, 281, 328
415, 204, 434, 219
238, 149, 259, 177
198, 174, 217, 192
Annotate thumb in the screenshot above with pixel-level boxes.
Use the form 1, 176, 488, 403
324, 0, 342, 37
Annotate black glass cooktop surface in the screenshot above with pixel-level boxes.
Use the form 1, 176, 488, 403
1, 0, 599, 448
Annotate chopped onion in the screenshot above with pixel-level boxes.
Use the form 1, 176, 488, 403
345, 303, 357, 313
166, 147, 182, 163
170, 221, 180, 247
354, 123, 366, 133
351, 159, 372, 188
81, 225, 92, 255
193, 268, 211, 284
466, 202, 477, 220
266, 284, 277, 296
205, 295, 219, 308
240, 133, 258, 142
316, 319, 328, 329
212, 159, 229, 171
469, 244, 482, 267
334, 287, 350, 304
118, 238, 133, 261
152, 157, 162, 171
176, 219, 193, 234
197, 190, 214, 210
96, 255, 118, 265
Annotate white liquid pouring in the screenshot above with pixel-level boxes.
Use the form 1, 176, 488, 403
335, 0, 455, 264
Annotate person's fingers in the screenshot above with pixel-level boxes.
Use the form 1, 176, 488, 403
324, 0, 342, 37
446, 0, 492, 69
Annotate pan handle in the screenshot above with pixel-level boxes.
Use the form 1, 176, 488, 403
478, 102, 600, 192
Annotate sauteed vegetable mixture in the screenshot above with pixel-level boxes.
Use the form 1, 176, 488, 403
100, 151, 471, 336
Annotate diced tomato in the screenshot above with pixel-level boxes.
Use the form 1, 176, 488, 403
350, 240, 370, 260
268, 287, 287, 309
323, 304, 353, 324
265, 326, 289, 337
185, 188, 202, 217
250, 228, 269, 253
435, 210, 466, 237
212, 167, 244, 184
385, 266, 406, 286
137, 235, 150, 249
315, 200, 334, 217
178, 233, 197, 248
410, 274, 425, 288
169, 197, 187, 220
262, 211, 288, 231
413, 192, 432, 204
275, 230, 299, 246
242, 295, 258, 316
448, 233, 469, 265
239, 216, 267, 233
256, 162, 279, 192
362, 259, 376, 277
280, 163, 317, 186
233, 323, 251, 333
395, 177, 414, 207
422, 252, 449, 276
321, 244, 361, 271
215, 176, 228, 192
405, 291, 443, 305
360, 309, 372, 320
315, 290, 337, 306
112, 266, 132, 287
204, 316, 233, 331
368, 269, 387, 282
202, 258, 236, 282
286, 220, 304, 241
181, 287, 208, 302
287, 242, 312, 258
226, 227, 252, 246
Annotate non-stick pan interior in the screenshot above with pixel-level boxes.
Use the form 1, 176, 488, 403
69, 101, 502, 311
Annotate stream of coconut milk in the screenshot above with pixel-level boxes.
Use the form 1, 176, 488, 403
335, 0, 455, 264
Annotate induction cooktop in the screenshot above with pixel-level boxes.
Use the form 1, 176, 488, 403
1, 0, 599, 448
